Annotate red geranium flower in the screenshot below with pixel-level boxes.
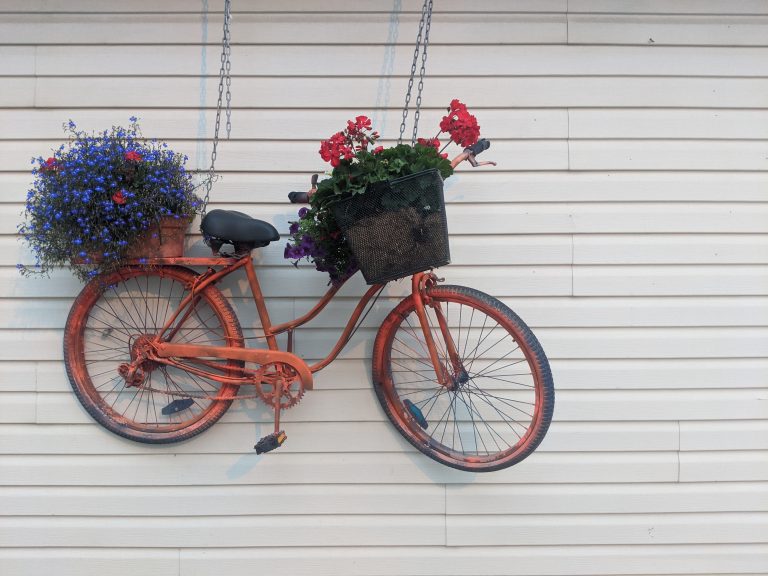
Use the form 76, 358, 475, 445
319, 116, 379, 165
440, 99, 480, 147
373, 146, 384, 154
417, 137, 440, 150
112, 190, 127, 205
124, 150, 142, 162
40, 157, 57, 173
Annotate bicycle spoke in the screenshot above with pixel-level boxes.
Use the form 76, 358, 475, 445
470, 372, 535, 388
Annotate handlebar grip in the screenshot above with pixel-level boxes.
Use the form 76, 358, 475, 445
466, 138, 490, 156
288, 192, 309, 204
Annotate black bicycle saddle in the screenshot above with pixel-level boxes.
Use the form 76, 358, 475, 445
201, 209, 280, 253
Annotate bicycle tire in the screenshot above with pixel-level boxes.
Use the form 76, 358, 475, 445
372, 285, 554, 472
63, 265, 244, 444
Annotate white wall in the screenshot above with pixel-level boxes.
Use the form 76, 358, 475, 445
1, 1, 767, 574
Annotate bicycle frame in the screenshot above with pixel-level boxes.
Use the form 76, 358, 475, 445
130, 253, 461, 395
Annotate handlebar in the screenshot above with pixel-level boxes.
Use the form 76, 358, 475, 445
449, 138, 496, 169
288, 140, 495, 203
466, 138, 491, 156
288, 191, 310, 204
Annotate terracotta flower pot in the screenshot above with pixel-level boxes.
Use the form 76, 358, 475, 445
125, 216, 190, 259
71, 216, 190, 265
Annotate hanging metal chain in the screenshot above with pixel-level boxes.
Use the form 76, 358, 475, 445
398, 0, 433, 146
201, 0, 233, 216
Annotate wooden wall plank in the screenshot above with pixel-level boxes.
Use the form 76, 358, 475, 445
681, 451, 768, 482
0, 1, 569, 14
574, 265, 768, 296
0, 14, 567, 46
5, 544, 762, 576
570, 140, 768, 171
27, 77, 768, 109
0, 362, 37, 392
24, 45, 768, 76
0, 421, 680, 455
0, 515, 447, 548
0, 549, 178, 576
571, 109, 768, 139
0, 78, 36, 107
680, 421, 768, 451
446, 512, 768, 546
551, 358, 768, 390
569, 1, 768, 15
0, 47, 35, 75
0, 452, 680, 485
4, 512, 768, 548
574, 235, 768, 265
6, 482, 766, 518
0, 484, 446, 516
176, 544, 768, 576
0, 393, 36, 423
446, 482, 768, 514
569, 15, 768, 46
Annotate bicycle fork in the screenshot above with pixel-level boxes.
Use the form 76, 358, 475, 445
411, 272, 467, 391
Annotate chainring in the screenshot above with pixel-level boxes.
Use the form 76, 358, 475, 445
255, 362, 305, 409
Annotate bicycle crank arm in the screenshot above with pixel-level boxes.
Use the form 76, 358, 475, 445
153, 342, 314, 390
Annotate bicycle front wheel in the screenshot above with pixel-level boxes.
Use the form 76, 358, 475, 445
64, 266, 244, 443
372, 285, 554, 472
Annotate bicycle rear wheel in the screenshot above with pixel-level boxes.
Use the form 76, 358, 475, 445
64, 266, 244, 443
372, 285, 554, 472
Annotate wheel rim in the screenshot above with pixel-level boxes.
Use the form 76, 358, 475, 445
71, 269, 238, 433
381, 291, 545, 468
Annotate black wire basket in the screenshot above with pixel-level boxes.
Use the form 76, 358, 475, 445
331, 168, 450, 284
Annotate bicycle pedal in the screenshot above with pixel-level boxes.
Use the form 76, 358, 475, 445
254, 431, 287, 454
404, 399, 429, 429
161, 398, 195, 415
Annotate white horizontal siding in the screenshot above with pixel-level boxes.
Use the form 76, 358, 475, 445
4, 545, 766, 576
6, 45, 768, 74
8, 76, 768, 108
1, 1, 766, 575
0, 452, 684, 485
1, 482, 764, 516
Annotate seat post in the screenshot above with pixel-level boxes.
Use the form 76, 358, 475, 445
243, 257, 279, 350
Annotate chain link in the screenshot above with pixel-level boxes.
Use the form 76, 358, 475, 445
201, 0, 233, 216
411, 0, 433, 145
398, 0, 433, 146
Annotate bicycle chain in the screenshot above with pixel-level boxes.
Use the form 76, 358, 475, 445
140, 385, 263, 402
140, 383, 304, 408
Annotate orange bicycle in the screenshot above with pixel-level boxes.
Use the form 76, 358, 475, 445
63, 143, 554, 472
